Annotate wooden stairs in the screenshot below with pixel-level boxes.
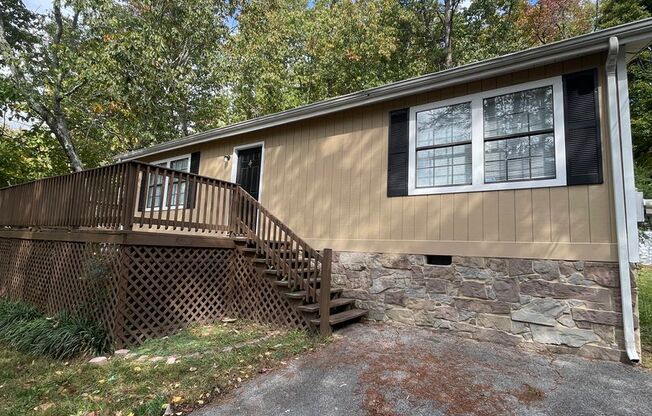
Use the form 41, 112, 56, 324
232, 235, 367, 335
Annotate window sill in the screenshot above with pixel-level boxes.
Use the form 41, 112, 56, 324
408, 177, 566, 195
144, 205, 186, 212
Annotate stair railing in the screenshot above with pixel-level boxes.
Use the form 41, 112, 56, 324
231, 187, 332, 335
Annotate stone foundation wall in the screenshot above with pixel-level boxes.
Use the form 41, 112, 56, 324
640, 231, 652, 265
332, 252, 639, 362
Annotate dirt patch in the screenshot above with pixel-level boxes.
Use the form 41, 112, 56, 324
514, 384, 545, 404
357, 342, 515, 416
315, 327, 545, 416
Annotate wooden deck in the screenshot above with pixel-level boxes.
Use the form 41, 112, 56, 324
0, 161, 366, 341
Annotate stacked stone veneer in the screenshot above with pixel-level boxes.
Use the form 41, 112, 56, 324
640, 231, 652, 265
332, 252, 639, 362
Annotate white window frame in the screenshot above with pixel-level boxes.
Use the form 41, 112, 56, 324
408, 76, 567, 195
146, 153, 192, 211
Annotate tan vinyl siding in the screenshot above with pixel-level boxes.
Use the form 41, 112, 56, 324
142, 53, 617, 261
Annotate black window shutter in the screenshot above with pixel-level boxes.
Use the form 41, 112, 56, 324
387, 108, 409, 197
186, 152, 201, 208
563, 68, 603, 185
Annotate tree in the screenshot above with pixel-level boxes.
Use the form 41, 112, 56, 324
520, 0, 595, 45
438, 0, 463, 68
598, 0, 649, 28
0, 0, 85, 171
84, 0, 234, 151
458, 0, 529, 63
2, 0, 652, 190
0, 127, 67, 187
598, 0, 652, 197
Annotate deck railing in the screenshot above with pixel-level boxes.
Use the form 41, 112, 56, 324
0, 161, 331, 331
0, 161, 238, 232
132, 163, 237, 233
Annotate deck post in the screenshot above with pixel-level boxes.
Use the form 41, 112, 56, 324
121, 162, 139, 231
319, 248, 332, 337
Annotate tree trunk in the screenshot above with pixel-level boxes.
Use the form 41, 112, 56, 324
442, 0, 454, 69
50, 115, 84, 172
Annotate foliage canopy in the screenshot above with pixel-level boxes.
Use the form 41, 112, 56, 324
0, 0, 651, 195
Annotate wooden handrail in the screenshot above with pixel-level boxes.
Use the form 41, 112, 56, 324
232, 187, 331, 313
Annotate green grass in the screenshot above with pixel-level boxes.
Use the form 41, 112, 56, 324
0, 320, 323, 415
638, 266, 652, 368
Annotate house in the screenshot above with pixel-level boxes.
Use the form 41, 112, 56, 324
117, 19, 652, 363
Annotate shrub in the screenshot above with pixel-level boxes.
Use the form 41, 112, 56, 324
639, 267, 652, 347
0, 300, 109, 359
0, 300, 40, 328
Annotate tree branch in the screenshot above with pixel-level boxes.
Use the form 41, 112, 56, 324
63, 80, 86, 98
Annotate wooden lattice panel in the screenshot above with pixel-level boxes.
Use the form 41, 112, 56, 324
229, 249, 310, 330
118, 246, 235, 345
0, 238, 122, 345
0, 234, 311, 348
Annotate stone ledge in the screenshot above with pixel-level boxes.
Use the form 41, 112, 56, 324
571, 308, 623, 327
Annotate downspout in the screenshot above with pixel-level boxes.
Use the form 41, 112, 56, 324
616, 47, 641, 263
605, 36, 640, 362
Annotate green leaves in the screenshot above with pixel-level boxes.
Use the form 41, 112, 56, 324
2, 0, 652, 194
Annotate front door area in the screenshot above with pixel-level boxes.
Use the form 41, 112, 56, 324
235, 146, 262, 201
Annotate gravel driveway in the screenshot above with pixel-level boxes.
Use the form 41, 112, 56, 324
192, 322, 652, 416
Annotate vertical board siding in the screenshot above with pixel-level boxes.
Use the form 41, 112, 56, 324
453, 193, 468, 241
550, 187, 571, 242
498, 190, 516, 242
483, 192, 500, 241
426, 195, 441, 241
140, 53, 615, 259
468, 193, 483, 241
569, 186, 591, 242
515, 189, 533, 242
440, 194, 455, 241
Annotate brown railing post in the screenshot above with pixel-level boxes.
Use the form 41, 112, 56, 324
230, 187, 241, 235
319, 248, 332, 337
121, 162, 139, 231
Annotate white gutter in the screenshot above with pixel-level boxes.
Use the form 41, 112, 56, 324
616, 48, 641, 263
117, 18, 652, 161
605, 36, 640, 362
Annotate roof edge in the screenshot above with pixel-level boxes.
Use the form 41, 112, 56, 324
117, 18, 652, 161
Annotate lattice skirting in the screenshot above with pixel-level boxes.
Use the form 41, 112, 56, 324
0, 236, 310, 347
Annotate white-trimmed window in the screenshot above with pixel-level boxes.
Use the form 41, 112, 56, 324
146, 155, 191, 209
408, 76, 566, 195
415, 102, 472, 187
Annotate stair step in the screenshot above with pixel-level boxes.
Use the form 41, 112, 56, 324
285, 288, 342, 300
241, 247, 259, 254
285, 258, 312, 265
297, 297, 355, 313
274, 278, 321, 288
256, 257, 313, 267
232, 236, 249, 244
276, 249, 313, 258
310, 309, 368, 326
264, 269, 280, 277
262, 240, 291, 248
